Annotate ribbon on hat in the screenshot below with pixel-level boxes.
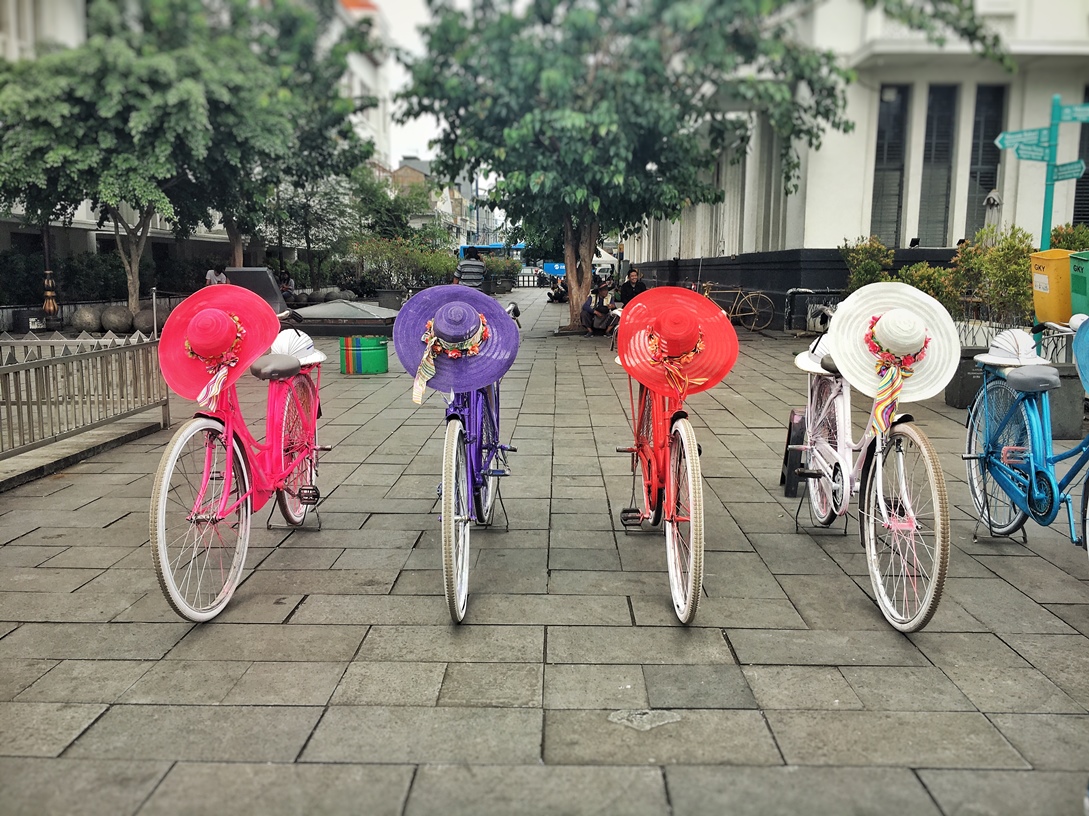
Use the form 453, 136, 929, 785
413, 314, 489, 404
865, 315, 929, 434
184, 313, 246, 408
647, 329, 706, 400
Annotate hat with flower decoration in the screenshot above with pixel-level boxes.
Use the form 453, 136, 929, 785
393, 284, 520, 403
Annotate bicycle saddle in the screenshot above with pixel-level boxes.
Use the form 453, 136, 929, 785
819, 354, 840, 375
1003, 364, 1060, 393
249, 353, 301, 381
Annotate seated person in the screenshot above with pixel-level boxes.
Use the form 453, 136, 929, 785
581, 281, 615, 336
618, 267, 647, 305
547, 278, 569, 303
279, 273, 295, 296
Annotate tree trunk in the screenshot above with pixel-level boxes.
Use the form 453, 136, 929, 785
109, 204, 154, 314
563, 212, 599, 331
224, 217, 244, 268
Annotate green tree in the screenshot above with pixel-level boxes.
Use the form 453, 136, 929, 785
351, 165, 434, 240
399, 0, 1005, 328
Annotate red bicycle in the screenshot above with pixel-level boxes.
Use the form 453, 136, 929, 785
615, 286, 739, 624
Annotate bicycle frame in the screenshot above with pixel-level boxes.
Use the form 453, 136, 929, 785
630, 380, 685, 522
445, 383, 500, 521
975, 367, 1089, 532
804, 371, 907, 529
194, 364, 322, 518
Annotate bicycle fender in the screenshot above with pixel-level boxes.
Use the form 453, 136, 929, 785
670, 409, 689, 426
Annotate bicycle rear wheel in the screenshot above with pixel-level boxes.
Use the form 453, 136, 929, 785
473, 382, 502, 526
636, 384, 663, 525
860, 423, 949, 632
666, 417, 704, 624
277, 373, 318, 526
738, 292, 774, 331
807, 376, 841, 526
150, 417, 251, 622
442, 418, 471, 622
965, 379, 1029, 536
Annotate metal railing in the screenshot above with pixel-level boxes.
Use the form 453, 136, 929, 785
0, 334, 170, 460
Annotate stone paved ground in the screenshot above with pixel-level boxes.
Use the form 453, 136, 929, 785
1, 287, 1088, 815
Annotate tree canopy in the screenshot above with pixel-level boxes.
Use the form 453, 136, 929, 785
398, 0, 1007, 326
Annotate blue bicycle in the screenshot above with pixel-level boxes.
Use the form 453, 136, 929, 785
963, 325, 1089, 546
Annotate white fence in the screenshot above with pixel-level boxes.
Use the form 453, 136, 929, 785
0, 332, 170, 460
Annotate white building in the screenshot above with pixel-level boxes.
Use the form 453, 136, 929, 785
628, 0, 1089, 265
0, 0, 395, 264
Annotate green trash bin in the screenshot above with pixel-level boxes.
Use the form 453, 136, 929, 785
1070, 252, 1089, 317
340, 336, 389, 375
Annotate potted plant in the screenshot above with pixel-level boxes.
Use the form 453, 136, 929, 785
840, 235, 894, 292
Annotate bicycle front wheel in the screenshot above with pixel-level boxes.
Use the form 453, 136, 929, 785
965, 379, 1029, 536
807, 376, 841, 526
860, 423, 949, 633
636, 385, 663, 525
666, 417, 704, 624
150, 417, 252, 622
277, 373, 318, 526
473, 382, 502, 526
738, 292, 774, 332
442, 418, 471, 622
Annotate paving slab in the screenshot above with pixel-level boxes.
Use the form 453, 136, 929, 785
1, 292, 1087, 812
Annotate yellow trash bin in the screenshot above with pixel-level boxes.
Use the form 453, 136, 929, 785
1031, 248, 1075, 324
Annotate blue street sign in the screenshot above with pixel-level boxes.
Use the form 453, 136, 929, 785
1052, 159, 1087, 182
994, 127, 1050, 149
1015, 143, 1050, 162
1059, 104, 1089, 123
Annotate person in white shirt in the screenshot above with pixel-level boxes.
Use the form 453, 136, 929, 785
205, 268, 228, 286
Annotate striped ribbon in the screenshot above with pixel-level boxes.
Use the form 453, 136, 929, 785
871, 364, 902, 435
647, 330, 706, 400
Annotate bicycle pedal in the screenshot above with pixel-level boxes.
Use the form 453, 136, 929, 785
795, 468, 823, 480
616, 446, 636, 453
502, 444, 518, 453
620, 507, 644, 527
1001, 446, 1028, 465
298, 486, 320, 506
316, 445, 333, 452
485, 468, 510, 477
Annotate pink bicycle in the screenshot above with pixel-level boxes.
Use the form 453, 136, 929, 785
150, 287, 325, 621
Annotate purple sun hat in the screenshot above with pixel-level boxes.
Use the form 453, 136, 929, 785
393, 284, 520, 402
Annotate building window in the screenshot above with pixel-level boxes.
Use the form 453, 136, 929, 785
870, 85, 910, 248
965, 85, 1006, 241
1074, 85, 1089, 226
918, 85, 957, 246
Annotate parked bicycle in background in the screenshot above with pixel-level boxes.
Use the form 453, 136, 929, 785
393, 285, 521, 622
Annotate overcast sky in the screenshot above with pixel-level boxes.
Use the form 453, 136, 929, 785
379, 0, 440, 163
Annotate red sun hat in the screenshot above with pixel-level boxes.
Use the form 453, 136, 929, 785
159, 284, 281, 403
617, 286, 739, 398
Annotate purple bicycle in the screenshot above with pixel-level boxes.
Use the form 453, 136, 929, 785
393, 286, 521, 622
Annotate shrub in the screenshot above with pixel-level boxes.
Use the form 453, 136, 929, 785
953, 224, 1035, 325
840, 236, 893, 292
1050, 223, 1089, 252
897, 261, 960, 315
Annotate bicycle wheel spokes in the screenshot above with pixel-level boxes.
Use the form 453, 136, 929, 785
965, 379, 1029, 536
738, 293, 774, 332
807, 376, 840, 526
666, 417, 704, 624
277, 374, 318, 526
150, 418, 251, 622
862, 423, 949, 632
442, 419, 472, 622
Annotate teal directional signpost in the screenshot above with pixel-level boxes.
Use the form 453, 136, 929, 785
995, 94, 1088, 250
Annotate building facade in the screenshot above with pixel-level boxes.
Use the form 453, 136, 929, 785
628, 0, 1089, 266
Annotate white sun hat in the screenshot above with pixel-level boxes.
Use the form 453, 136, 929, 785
826, 282, 960, 403
271, 327, 327, 366
794, 334, 833, 375
973, 329, 1049, 367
